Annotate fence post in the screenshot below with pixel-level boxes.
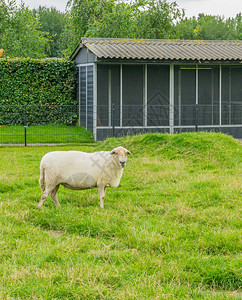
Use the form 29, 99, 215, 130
112, 104, 115, 137
24, 104, 27, 146
195, 103, 198, 132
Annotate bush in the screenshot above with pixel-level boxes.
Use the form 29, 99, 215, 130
0, 58, 77, 125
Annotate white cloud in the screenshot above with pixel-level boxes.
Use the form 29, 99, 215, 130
176, 0, 242, 18
15, 0, 68, 11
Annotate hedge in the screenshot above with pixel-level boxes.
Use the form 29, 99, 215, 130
0, 58, 78, 125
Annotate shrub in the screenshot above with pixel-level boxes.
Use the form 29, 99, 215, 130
0, 58, 77, 125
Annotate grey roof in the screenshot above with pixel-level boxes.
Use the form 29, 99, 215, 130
72, 37, 242, 62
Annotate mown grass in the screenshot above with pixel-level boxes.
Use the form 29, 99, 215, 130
0, 132, 241, 299
0, 124, 94, 144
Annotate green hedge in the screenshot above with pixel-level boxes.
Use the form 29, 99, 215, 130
0, 58, 77, 125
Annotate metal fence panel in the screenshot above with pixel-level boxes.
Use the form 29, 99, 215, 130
0, 105, 94, 145
0, 103, 241, 145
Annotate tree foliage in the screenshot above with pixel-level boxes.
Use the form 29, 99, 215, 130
64, 0, 116, 55
32, 6, 67, 57
64, 0, 185, 55
175, 13, 242, 40
0, 0, 241, 59
64, 0, 241, 57
83, 0, 184, 39
0, 0, 49, 58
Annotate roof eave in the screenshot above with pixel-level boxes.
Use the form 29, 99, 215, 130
95, 57, 242, 64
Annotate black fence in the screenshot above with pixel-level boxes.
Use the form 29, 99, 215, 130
0, 104, 241, 145
97, 103, 242, 127
0, 105, 94, 145
96, 103, 242, 140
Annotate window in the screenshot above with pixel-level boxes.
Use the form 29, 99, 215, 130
122, 65, 144, 126
147, 65, 169, 126
222, 66, 242, 125
78, 65, 93, 131
174, 66, 196, 126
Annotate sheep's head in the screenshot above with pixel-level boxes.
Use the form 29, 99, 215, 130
110, 147, 132, 168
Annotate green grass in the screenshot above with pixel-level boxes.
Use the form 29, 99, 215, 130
0, 124, 94, 144
0, 132, 241, 299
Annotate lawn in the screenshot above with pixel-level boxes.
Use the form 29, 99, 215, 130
0, 132, 241, 299
0, 124, 94, 144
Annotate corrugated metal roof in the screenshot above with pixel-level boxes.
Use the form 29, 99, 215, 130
73, 37, 242, 62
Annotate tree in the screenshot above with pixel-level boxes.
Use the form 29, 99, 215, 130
32, 6, 67, 57
174, 13, 242, 40
134, 0, 184, 39
64, 0, 116, 55
84, 0, 184, 39
2, 0, 240, 59
64, 0, 184, 56
233, 13, 242, 40
0, 0, 49, 58
85, 1, 139, 38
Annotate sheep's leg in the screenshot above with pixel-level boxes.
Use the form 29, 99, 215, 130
98, 186, 106, 208
38, 183, 56, 207
38, 190, 49, 207
51, 185, 60, 207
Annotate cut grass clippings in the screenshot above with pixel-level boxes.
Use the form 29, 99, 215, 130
0, 132, 241, 299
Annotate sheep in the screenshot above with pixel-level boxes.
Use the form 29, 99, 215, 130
38, 146, 131, 208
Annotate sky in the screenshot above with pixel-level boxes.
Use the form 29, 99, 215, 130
15, 0, 242, 18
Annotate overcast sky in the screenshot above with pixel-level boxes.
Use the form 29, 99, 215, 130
15, 0, 242, 18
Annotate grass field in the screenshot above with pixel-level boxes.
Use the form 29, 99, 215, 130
0, 132, 241, 299
0, 124, 94, 144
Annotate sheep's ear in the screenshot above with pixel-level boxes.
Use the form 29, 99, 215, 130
126, 150, 132, 155
110, 149, 117, 155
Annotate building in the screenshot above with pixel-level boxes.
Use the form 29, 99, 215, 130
71, 38, 242, 140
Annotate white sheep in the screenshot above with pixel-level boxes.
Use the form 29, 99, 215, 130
38, 146, 131, 208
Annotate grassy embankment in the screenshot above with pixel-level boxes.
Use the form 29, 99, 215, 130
0, 132, 241, 299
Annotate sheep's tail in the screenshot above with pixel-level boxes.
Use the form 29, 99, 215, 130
39, 164, 45, 193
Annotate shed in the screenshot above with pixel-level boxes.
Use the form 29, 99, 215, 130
71, 38, 242, 140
